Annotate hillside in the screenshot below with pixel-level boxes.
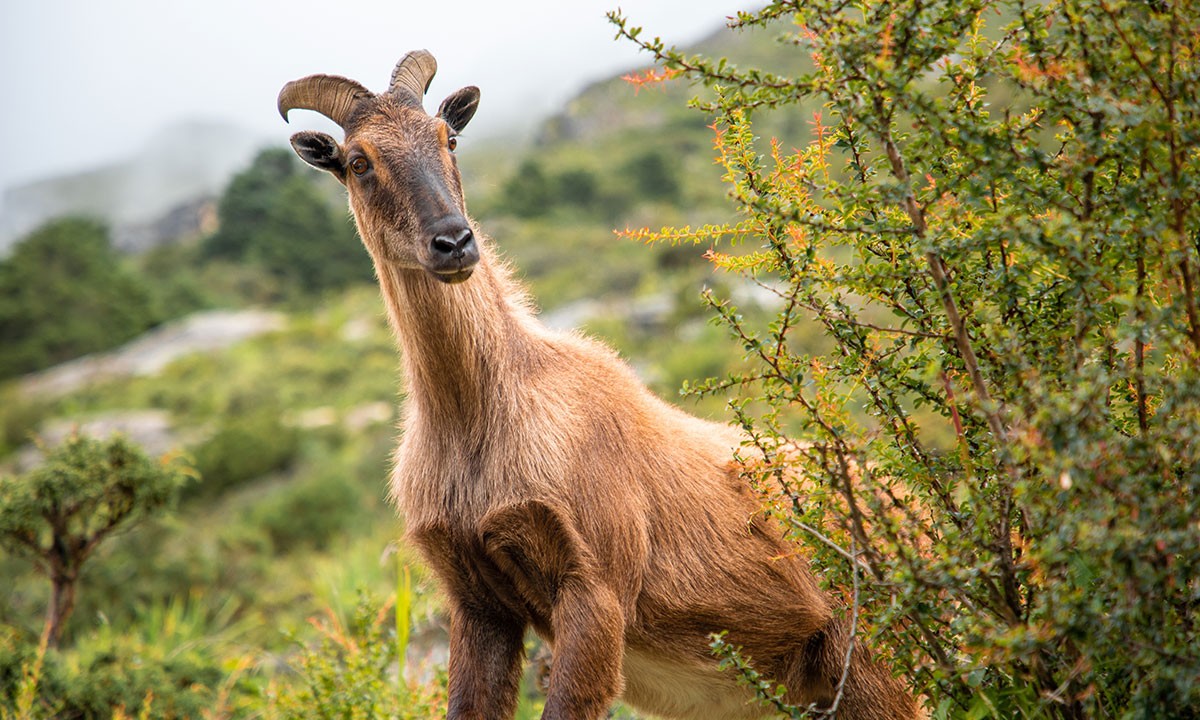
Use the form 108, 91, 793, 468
0, 121, 268, 254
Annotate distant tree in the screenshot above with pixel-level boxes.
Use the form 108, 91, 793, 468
204, 148, 296, 261
0, 218, 161, 379
252, 174, 368, 291
501, 159, 554, 218
556, 168, 600, 209
0, 435, 192, 647
136, 240, 214, 319
189, 398, 299, 500
622, 149, 681, 203
205, 148, 369, 295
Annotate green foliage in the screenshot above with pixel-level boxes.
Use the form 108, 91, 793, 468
0, 612, 239, 720
0, 218, 162, 379
622, 149, 681, 204
205, 148, 294, 260
48, 630, 223, 720
614, 0, 1200, 717
556, 168, 600, 208
134, 241, 216, 320
0, 389, 52, 458
501, 159, 556, 218
0, 626, 55, 720
0, 434, 192, 646
189, 398, 300, 500
246, 466, 364, 554
0, 434, 189, 544
498, 157, 643, 222
53, 516, 263, 644
204, 148, 371, 298
266, 592, 447, 720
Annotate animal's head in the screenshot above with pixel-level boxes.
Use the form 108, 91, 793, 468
278, 51, 481, 283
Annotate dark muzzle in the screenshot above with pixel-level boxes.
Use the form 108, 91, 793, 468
425, 215, 478, 283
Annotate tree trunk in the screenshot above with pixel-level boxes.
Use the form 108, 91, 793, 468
45, 571, 77, 648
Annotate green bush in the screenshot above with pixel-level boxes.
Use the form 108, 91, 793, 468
622, 150, 681, 204
0, 218, 162, 379
556, 168, 600, 209
0, 388, 52, 458
52, 632, 223, 720
0, 625, 46, 717
247, 469, 363, 554
615, 0, 1200, 717
0, 620, 231, 720
136, 241, 215, 320
189, 403, 299, 499
59, 516, 273, 642
267, 592, 446, 720
501, 159, 555, 218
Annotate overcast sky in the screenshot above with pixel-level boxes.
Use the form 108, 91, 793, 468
0, 0, 751, 193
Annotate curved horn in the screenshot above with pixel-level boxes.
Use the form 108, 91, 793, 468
277, 74, 373, 127
388, 50, 437, 102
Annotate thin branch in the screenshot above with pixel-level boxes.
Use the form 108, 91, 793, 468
825, 539, 861, 718
876, 106, 1008, 443
749, 278, 947, 339
1136, 228, 1149, 433
786, 517, 875, 576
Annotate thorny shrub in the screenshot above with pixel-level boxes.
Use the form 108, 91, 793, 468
613, 1, 1200, 717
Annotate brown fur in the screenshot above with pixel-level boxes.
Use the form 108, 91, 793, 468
284, 67, 918, 720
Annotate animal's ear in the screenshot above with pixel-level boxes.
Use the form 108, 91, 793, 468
289, 131, 345, 179
438, 86, 480, 133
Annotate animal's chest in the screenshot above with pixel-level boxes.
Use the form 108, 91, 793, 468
391, 416, 545, 518
391, 417, 607, 635
406, 519, 553, 632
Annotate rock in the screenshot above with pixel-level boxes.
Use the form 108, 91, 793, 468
18, 309, 287, 398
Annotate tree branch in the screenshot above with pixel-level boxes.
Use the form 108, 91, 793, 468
876, 103, 1008, 444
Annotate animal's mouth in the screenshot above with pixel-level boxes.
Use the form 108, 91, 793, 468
431, 267, 475, 284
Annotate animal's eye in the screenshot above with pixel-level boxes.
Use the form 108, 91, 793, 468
350, 156, 370, 175
448, 136, 458, 152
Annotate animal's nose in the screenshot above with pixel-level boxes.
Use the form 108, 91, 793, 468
430, 224, 475, 261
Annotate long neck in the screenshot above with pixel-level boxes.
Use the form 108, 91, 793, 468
373, 244, 530, 424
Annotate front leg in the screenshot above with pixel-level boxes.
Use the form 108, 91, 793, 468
409, 524, 528, 720
480, 501, 627, 720
446, 601, 526, 720
541, 578, 625, 720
